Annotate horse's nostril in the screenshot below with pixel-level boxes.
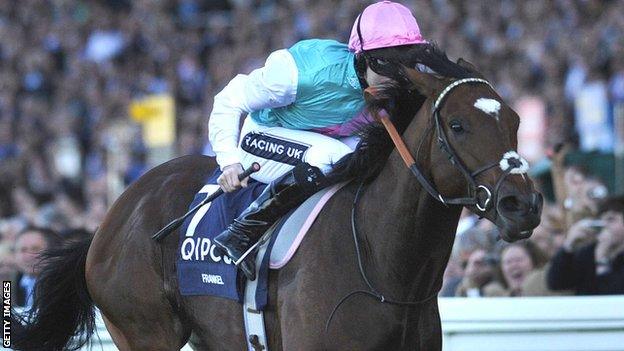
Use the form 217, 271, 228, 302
530, 193, 544, 214
497, 193, 543, 239
498, 195, 525, 214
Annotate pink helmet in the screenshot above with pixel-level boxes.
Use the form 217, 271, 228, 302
348, 1, 427, 54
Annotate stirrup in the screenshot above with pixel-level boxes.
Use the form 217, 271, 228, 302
239, 257, 256, 281
235, 229, 274, 281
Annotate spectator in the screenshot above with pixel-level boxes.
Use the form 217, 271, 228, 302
522, 206, 573, 296
439, 253, 463, 297
0, 243, 16, 282
561, 166, 609, 227
484, 241, 548, 297
454, 248, 497, 297
547, 196, 624, 295
529, 205, 566, 259
11, 226, 60, 309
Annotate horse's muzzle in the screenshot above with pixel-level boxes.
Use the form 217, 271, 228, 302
495, 191, 543, 242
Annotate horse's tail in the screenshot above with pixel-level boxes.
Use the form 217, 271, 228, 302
11, 236, 96, 351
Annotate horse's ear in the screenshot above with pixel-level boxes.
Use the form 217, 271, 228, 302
402, 67, 443, 97
457, 58, 485, 79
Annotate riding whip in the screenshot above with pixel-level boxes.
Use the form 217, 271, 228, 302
151, 162, 260, 242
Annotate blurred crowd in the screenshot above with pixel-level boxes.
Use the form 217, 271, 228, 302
1, 0, 624, 306
441, 160, 624, 297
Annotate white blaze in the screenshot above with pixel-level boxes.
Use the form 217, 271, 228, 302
474, 98, 501, 120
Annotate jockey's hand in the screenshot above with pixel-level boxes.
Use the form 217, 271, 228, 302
218, 163, 249, 192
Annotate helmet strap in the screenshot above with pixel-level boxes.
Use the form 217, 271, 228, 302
356, 13, 374, 61
356, 12, 365, 53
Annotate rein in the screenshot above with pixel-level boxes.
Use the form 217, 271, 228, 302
325, 181, 438, 337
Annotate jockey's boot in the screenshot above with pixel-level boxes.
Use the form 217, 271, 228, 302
214, 162, 327, 281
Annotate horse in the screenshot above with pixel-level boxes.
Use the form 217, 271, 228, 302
12, 52, 543, 351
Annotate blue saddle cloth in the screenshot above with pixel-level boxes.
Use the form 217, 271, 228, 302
177, 169, 268, 302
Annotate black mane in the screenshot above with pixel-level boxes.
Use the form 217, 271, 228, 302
326, 43, 479, 184
407, 43, 476, 79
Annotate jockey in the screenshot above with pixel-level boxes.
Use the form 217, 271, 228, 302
209, 1, 428, 280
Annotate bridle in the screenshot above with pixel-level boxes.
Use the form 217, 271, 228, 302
355, 12, 528, 211
329, 13, 530, 342
326, 77, 530, 336
373, 77, 529, 213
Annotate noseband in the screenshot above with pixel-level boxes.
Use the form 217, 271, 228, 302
374, 77, 529, 212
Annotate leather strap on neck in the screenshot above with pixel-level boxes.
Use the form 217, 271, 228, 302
373, 108, 415, 167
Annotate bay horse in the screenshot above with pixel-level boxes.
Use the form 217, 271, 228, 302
12, 52, 542, 350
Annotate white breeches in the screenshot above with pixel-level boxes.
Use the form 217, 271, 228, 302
237, 117, 358, 183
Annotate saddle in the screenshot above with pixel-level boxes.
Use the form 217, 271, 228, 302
176, 170, 347, 350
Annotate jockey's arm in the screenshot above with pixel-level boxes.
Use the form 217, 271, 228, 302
208, 49, 299, 170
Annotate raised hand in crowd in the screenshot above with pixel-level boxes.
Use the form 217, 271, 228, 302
548, 196, 624, 295
594, 210, 624, 275
562, 218, 604, 253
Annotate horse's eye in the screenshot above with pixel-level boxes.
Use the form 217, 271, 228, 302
449, 121, 464, 134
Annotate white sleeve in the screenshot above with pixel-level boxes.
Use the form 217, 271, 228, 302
208, 49, 298, 169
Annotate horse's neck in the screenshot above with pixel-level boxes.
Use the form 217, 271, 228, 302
358, 103, 461, 300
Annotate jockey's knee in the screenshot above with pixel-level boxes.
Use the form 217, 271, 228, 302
304, 141, 353, 174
